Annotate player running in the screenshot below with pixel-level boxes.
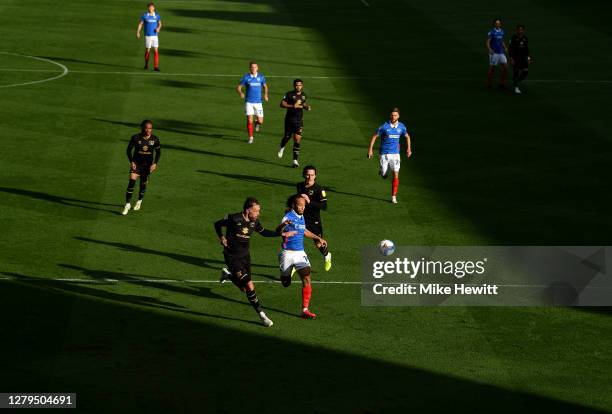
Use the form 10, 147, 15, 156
367, 108, 412, 204
279, 195, 327, 319
215, 197, 292, 327
122, 120, 161, 215
136, 2, 162, 71
297, 165, 331, 271
486, 18, 508, 89
509, 24, 531, 94
236, 62, 269, 144
278, 79, 311, 167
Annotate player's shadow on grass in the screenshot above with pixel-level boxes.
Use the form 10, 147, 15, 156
57, 264, 299, 318
1, 279, 607, 413
73, 236, 279, 273
162, 48, 207, 59
198, 169, 390, 203
2, 272, 260, 326
0, 186, 121, 214
40, 56, 135, 69
93, 118, 241, 142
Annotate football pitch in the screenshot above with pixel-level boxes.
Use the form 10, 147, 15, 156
1, 0, 612, 412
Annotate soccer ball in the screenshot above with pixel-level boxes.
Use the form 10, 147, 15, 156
379, 240, 395, 256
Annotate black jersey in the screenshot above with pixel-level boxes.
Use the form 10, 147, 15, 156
283, 90, 308, 122
509, 35, 529, 59
214, 212, 277, 256
127, 134, 161, 165
296, 182, 327, 224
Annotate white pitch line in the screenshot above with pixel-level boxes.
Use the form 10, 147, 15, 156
0, 52, 69, 88
1, 66, 611, 84
2, 277, 600, 289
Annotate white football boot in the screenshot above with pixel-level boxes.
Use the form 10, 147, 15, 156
134, 200, 142, 211
121, 203, 131, 215
259, 311, 273, 327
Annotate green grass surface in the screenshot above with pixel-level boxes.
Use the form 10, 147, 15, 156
1, 0, 611, 412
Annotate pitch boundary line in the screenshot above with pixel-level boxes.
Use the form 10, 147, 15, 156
0, 276, 589, 288
0, 52, 69, 89
0, 66, 611, 84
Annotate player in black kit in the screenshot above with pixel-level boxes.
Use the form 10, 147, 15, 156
297, 165, 332, 271
122, 120, 161, 215
214, 197, 293, 327
509, 25, 531, 94
277, 79, 311, 168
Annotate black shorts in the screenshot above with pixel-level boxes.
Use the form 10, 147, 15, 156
130, 163, 151, 178
306, 220, 323, 237
284, 119, 303, 136
513, 58, 529, 70
223, 251, 251, 278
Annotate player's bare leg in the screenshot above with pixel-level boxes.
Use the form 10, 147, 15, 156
230, 271, 272, 327
255, 115, 263, 133
153, 47, 160, 71
298, 268, 316, 319
144, 47, 151, 70
292, 134, 302, 168
499, 63, 508, 88
314, 239, 331, 271
486, 65, 495, 88
278, 130, 292, 158
391, 170, 399, 204
122, 171, 140, 215
246, 115, 254, 143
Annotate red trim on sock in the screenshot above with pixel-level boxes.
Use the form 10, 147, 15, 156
145, 50, 150, 65
302, 285, 312, 309
392, 178, 399, 196
247, 119, 254, 137
154, 49, 159, 69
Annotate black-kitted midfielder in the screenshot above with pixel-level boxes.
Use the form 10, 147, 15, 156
214, 197, 292, 327
296, 165, 332, 271
122, 120, 161, 215
277, 78, 311, 168
509, 25, 531, 94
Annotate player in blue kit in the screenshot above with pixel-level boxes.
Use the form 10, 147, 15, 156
279, 195, 327, 319
136, 2, 162, 71
486, 18, 508, 88
367, 108, 412, 204
236, 62, 269, 144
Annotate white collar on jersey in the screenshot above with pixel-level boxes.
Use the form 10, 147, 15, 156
291, 209, 303, 219
389, 121, 399, 128
249, 72, 259, 78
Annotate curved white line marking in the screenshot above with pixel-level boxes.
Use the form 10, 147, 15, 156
0, 52, 69, 89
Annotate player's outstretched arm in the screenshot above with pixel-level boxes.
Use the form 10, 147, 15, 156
367, 134, 378, 159
304, 229, 326, 246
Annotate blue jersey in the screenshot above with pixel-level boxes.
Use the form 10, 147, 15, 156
488, 28, 505, 54
376, 121, 407, 155
240, 73, 266, 103
281, 210, 306, 251
141, 12, 161, 37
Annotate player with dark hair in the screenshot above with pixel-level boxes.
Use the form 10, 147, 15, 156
486, 18, 508, 88
214, 197, 292, 327
278, 79, 311, 167
279, 195, 327, 319
367, 108, 412, 203
509, 24, 531, 94
122, 120, 161, 215
236, 62, 269, 144
297, 165, 331, 271
136, 2, 162, 71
